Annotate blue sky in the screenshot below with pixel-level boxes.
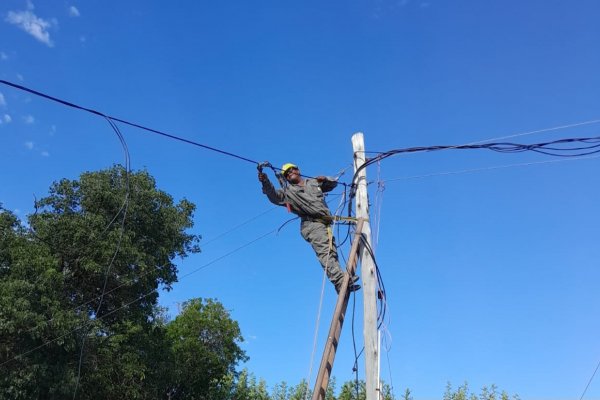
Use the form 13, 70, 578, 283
1, 1, 599, 399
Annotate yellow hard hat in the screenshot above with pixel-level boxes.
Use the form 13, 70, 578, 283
281, 163, 298, 174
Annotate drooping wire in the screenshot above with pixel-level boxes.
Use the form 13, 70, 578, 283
0, 79, 259, 165
72, 116, 131, 400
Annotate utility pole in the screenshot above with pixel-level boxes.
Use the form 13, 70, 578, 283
352, 132, 379, 400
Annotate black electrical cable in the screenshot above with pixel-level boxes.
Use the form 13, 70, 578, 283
346, 135, 600, 218
0, 79, 260, 165
72, 117, 131, 400
359, 236, 387, 328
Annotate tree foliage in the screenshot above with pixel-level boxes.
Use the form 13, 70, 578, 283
443, 382, 520, 400
166, 298, 248, 399
0, 167, 247, 399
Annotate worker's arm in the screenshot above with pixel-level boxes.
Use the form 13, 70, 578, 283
259, 171, 286, 205
316, 176, 338, 193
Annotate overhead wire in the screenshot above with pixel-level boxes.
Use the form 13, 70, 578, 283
1, 226, 277, 369
0, 79, 353, 188
0, 79, 259, 165
349, 134, 600, 200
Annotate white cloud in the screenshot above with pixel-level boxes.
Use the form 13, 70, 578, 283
3, 114, 12, 123
6, 9, 55, 47
24, 141, 34, 150
80, 35, 86, 43
0, 52, 7, 60
68, 6, 80, 17
0, 93, 5, 107
41, 150, 49, 157
24, 115, 35, 124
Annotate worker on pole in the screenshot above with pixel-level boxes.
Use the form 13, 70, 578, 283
258, 162, 360, 293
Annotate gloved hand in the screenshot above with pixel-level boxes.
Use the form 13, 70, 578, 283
258, 171, 268, 182
316, 176, 327, 183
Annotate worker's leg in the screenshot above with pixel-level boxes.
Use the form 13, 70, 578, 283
301, 221, 345, 286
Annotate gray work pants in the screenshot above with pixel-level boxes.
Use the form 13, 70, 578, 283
300, 220, 345, 286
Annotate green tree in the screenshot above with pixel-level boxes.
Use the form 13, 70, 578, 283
165, 298, 248, 399
0, 167, 201, 399
443, 382, 520, 400
337, 379, 394, 400
288, 379, 310, 400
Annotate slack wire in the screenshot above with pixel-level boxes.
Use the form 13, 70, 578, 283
73, 117, 131, 400
0, 79, 259, 165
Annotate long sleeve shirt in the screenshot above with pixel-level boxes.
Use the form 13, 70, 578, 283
261, 176, 337, 220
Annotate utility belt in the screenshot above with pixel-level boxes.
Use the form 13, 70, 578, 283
301, 215, 332, 225
301, 215, 359, 225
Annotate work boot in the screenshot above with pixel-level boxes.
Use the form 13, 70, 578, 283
334, 273, 361, 294
335, 283, 361, 294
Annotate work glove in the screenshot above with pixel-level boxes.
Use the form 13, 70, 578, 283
258, 171, 268, 182
316, 176, 327, 183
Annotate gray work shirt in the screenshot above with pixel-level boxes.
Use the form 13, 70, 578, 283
262, 177, 337, 220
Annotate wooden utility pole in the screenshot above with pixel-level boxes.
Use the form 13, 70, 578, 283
352, 132, 379, 400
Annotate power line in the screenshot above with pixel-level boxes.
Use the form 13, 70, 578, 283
0, 79, 260, 165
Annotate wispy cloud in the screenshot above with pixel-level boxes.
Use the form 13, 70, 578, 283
16, 74, 24, 81
24, 115, 35, 124
3, 114, 12, 123
0, 52, 7, 60
24, 141, 34, 150
68, 6, 80, 17
41, 150, 50, 157
5, 6, 55, 47
0, 93, 6, 107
